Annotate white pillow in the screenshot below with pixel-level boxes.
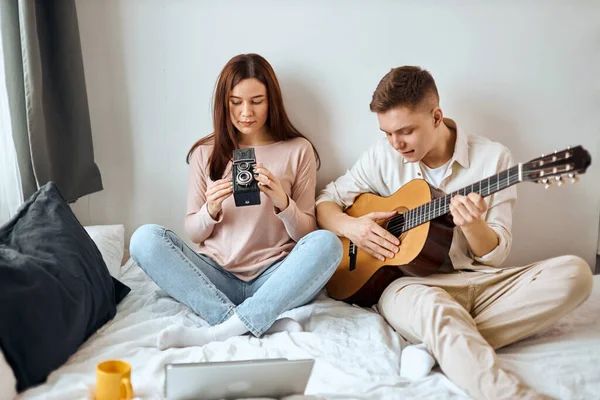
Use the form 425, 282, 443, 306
84, 225, 125, 279
0, 347, 17, 400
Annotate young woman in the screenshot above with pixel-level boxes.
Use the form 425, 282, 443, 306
130, 53, 342, 349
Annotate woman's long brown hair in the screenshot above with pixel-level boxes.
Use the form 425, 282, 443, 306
186, 53, 320, 181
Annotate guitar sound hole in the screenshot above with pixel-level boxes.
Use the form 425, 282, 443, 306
382, 206, 409, 241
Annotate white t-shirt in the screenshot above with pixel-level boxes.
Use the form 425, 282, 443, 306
421, 158, 452, 189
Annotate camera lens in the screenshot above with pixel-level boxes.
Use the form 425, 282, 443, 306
238, 162, 250, 170
236, 170, 253, 186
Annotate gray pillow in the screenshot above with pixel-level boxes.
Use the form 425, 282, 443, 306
0, 182, 130, 392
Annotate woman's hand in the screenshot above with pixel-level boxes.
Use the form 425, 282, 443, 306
205, 179, 233, 220
253, 163, 289, 212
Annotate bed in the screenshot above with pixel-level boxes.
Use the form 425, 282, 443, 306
18, 259, 600, 399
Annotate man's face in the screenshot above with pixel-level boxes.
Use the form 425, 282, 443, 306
377, 106, 437, 163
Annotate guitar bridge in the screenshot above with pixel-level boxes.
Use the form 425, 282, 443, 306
348, 242, 357, 271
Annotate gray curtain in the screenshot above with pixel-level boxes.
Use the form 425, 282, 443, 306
0, 0, 102, 203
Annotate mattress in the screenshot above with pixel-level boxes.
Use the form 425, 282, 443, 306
18, 260, 600, 399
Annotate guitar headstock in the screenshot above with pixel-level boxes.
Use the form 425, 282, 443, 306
522, 146, 591, 188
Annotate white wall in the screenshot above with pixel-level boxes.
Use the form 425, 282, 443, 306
72, 0, 600, 269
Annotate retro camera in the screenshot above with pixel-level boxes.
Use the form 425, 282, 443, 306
232, 148, 261, 207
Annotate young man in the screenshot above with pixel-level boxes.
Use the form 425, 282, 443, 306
316, 66, 593, 400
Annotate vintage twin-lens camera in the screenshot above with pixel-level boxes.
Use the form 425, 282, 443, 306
232, 148, 261, 207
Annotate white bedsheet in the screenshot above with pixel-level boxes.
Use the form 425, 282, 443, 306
18, 261, 600, 399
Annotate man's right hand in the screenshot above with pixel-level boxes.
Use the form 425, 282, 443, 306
206, 179, 233, 220
341, 211, 400, 261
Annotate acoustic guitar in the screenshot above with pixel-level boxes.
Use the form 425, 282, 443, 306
325, 146, 591, 307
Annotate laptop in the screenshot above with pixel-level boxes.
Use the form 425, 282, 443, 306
165, 358, 315, 400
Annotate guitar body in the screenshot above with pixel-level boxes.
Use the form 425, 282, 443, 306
325, 179, 455, 307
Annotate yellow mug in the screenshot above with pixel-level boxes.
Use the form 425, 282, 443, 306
96, 360, 134, 400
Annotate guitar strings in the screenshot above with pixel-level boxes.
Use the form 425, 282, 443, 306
387, 175, 517, 233
384, 175, 518, 235
384, 165, 520, 233
393, 175, 515, 230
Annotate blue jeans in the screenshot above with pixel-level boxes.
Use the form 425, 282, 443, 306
129, 225, 343, 337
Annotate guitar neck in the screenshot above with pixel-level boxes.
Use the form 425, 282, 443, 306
391, 165, 521, 232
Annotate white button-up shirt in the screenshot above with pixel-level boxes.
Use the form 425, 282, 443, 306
316, 118, 516, 272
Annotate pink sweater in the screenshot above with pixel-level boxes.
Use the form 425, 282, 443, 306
185, 137, 318, 281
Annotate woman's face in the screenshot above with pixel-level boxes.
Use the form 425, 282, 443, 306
229, 78, 269, 138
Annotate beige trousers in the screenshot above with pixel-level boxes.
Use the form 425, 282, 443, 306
378, 255, 593, 400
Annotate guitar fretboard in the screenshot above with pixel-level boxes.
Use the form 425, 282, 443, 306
387, 165, 520, 236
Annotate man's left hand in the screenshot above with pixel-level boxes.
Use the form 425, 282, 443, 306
449, 193, 487, 227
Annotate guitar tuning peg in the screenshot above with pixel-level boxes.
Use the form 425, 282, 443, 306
567, 173, 579, 183
542, 178, 551, 189
554, 176, 563, 186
